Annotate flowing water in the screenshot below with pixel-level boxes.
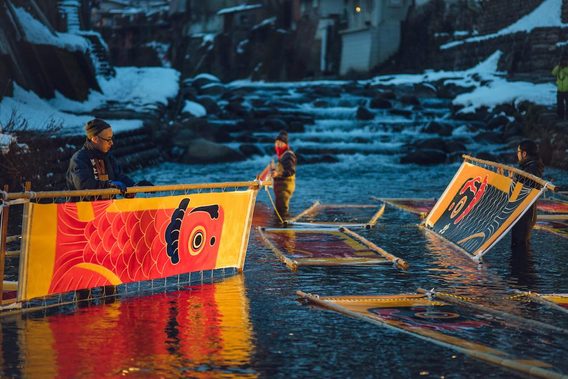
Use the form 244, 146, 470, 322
2, 86, 568, 378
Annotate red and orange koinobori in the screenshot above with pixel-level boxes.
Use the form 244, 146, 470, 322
49, 198, 224, 294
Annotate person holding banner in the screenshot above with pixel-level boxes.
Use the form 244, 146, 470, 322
66, 118, 143, 302
511, 140, 544, 252
66, 118, 136, 196
272, 130, 297, 221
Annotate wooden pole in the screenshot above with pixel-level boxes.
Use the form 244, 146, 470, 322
257, 227, 298, 271
462, 155, 556, 191
341, 227, 409, 270
515, 291, 568, 315
0, 185, 9, 305
5, 180, 269, 201
288, 201, 320, 223
417, 288, 568, 336
366, 203, 385, 228
536, 214, 568, 221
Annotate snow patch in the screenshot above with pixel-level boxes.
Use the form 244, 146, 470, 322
441, 0, 567, 49
183, 101, 207, 117
13, 6, 89, 52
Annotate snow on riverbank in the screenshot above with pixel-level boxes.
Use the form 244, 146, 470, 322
369, 51, 555, 113
230, 51, 555, 114
0, 67, 180, 135
441, 0, 567, 50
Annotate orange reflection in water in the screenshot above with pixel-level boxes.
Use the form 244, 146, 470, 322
19, 276, 255, 378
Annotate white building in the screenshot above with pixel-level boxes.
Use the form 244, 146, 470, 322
339, 0, 411, 75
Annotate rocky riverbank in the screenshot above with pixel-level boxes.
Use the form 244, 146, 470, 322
2, 72, 566, 193
170, 73, 568, 169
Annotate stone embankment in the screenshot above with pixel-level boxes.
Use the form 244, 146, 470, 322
0, 126, 166, 192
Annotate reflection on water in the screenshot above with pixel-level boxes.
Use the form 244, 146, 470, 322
1, 276, 256, 378
1, 154, 567, 377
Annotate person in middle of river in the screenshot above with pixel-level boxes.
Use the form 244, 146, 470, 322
272, 130, 296, 222
510, 140, 544, 254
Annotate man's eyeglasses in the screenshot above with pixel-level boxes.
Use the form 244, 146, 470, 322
98, 135, 113, 143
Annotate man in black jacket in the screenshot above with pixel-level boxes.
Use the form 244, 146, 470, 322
66, 118, 135, 301
66, 118, 135, 195
511, 140, 544, 251
272, 130, 296, 221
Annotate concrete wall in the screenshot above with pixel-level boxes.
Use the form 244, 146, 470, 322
340, 28, 373, 74
340, 0, 411, 74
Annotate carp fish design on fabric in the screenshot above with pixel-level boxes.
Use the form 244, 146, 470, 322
369, 306, 487, 331
49, 198, 224, 294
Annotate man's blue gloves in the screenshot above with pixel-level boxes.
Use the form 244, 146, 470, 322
107, 180, 127, 193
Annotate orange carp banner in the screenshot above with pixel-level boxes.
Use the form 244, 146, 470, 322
19, 190, 257, 301
424, 157, 551, 262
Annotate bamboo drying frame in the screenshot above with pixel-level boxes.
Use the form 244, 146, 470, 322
416, 288, 568, 336
257, 227, 397, 271
297, 291, 568, 379
340, 227, 408, 270
287, 202, 385, 229
373, 196, 436, 219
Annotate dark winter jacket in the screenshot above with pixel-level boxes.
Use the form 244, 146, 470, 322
275, 149, 297, 180
66, 141, 135, 191
511, 155, 544, 247
518, 156, 544, 181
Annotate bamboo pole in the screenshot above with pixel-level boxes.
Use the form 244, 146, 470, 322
5, 235, 20, 243
462, 155, 556, 191
5, 250, 19, 258
296, 291, 568, 379
287, 201, 321, 223
0, 201, 7, 304
319, 204, 378, 209
256, 227, 298, 271
416, 288, 568, 336
372, 196, 436, 202
2, 281, 17, 291
0, 184, 11, 304
514, 291, 568, 315
366, 203, 385, 228
341, 227, 409, 270
5, 180, 269, 200
294, 257, 390, 266
536, 214, 568, 221
289, 221, 368, 228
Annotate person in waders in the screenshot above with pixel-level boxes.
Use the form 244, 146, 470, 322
510, 140, 544, 255
272, 130, 296, 222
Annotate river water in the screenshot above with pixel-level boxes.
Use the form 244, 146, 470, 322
2, 85, 568, 378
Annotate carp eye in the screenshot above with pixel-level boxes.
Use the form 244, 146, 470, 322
192, 231, 204, 250
188, 226, 206, 256
450, 196, 467, 219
